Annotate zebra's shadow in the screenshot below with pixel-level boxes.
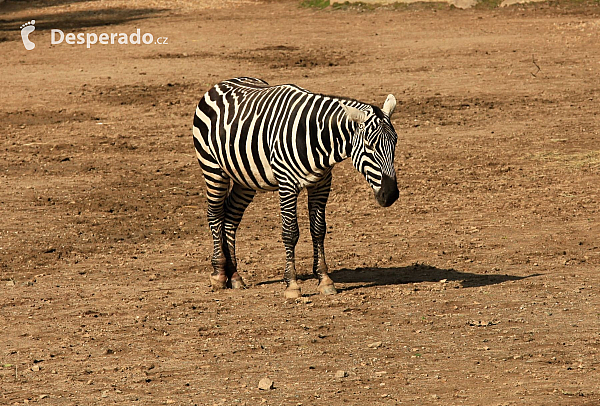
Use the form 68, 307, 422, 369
328, 263, 540, 291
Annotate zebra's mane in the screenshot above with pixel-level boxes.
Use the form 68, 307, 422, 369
268, 81, 387, 120
312, 91, 386, 120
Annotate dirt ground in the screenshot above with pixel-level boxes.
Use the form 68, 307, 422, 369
1, 0, 599, 404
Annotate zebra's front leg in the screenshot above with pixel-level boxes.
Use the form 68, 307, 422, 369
308, 173, 337, 295
223, 183, 256, 289
279, 184, 301, 299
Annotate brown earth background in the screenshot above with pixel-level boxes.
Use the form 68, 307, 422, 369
1, 0, 599, 405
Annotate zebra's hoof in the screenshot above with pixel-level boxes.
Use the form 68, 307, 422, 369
209, 274, 227, 290
230, 278, 247, 289
284, 288, 301, 299
319, 284, 337, 295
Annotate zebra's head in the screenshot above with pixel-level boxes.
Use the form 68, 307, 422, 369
341, 95, 399, 208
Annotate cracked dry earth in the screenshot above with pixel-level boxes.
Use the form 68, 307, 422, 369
0, 0, 599, 405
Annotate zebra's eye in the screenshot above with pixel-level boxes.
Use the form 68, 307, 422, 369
364, 138, 375, 151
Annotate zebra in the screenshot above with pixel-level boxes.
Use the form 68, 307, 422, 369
193, 77, 399, 299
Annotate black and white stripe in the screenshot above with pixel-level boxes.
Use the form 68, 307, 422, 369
193, 77, 399, 298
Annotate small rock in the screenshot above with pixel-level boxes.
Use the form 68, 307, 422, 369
368, 341, 383, 349
6, 280, 15, 287
39, 395, 49, 400
334, 370, 347, 378
31, 365, 40, 372
258, 377, 274, 390
468, 320, 497, 327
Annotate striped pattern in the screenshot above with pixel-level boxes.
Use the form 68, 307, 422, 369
193, 77, 399, 297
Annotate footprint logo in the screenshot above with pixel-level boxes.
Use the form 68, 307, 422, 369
20, 20, 36, 51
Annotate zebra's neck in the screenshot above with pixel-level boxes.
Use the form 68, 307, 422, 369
317, 96, 365, 166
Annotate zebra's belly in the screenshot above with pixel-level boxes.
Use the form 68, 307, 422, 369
224, 163, 279, 191
211, 149, 279, 191
214, 150, 328, 192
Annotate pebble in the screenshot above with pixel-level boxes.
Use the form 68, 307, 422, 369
368, 341, 383, 349
334, 370, 348, 378
258, 378, 274, 390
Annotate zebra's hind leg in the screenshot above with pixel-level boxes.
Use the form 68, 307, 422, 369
201, 162, 230, 290
308, 173, 337, 295
223, 183, 256, 289
279, 183, 301, 299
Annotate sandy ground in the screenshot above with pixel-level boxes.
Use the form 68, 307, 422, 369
1, 0, 599, 405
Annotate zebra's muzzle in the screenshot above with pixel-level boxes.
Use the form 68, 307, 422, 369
375, 174, 399, 207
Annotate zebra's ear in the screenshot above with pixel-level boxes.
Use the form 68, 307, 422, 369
340, 102, 367, 124
382, 94, 396, 117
